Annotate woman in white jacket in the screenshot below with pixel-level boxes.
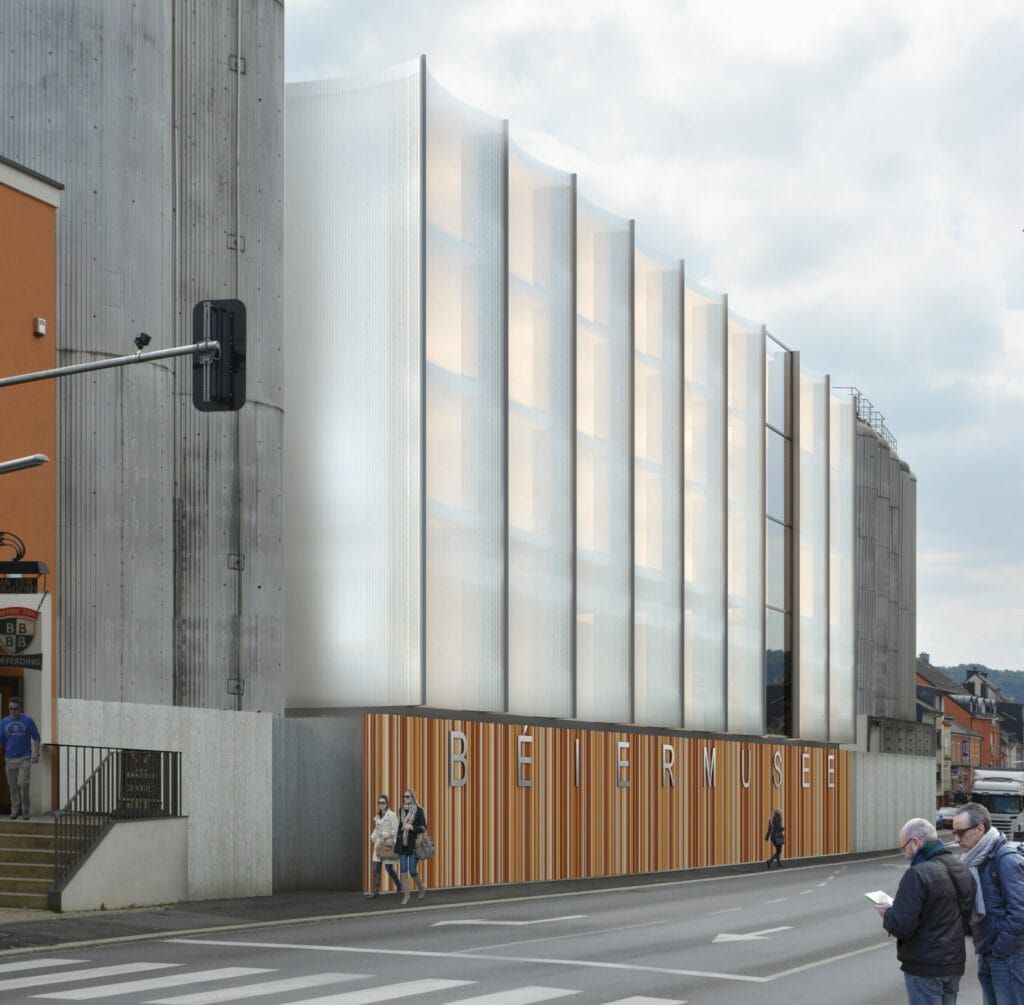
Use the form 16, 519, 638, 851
366, 794, 401, 898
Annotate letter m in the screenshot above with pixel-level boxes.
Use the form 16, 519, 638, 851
703, 746, 717, 787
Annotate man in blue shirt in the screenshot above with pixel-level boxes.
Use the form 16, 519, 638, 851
0, 696, 41, 820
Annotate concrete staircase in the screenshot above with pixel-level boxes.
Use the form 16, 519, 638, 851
0, 819, 55, 910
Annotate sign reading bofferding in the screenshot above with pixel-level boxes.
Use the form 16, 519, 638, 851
363, 714, 850, 888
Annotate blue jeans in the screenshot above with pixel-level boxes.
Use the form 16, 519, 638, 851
399, 851, 419, 880
903, 974, 960, 1005
979, 952, 1024, 1005
373, 859, 400, 889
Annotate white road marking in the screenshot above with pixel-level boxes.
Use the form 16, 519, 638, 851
0, 958, 85, 974
764, 898, 787, 904
606, 998, 687, 1004
36, 966, 271, 999
799, 889, 815, 895
709, 907, 742, 916
252, 978, 472, 1003
713, 925, 792, 943
145, 973, 365, 1004
443, 988, 578, 1004
433, 916, 585, 927
766, 940, 891, 979
166, 939, 770, 983
0, 963, 176, 992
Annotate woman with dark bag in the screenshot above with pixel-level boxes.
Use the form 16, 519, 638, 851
365, 794, 400, 899
765, 808, 785, 869
396, 787, 428, 905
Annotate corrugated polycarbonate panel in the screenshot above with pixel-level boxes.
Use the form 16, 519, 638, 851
507, 143, 574, 718
634, 252, 682, 727
576, 199, 632, 723
284, 64, 423, 705
683, 283, 726, 731
424, 74, 505, 712
798, 373, 829, 740
726, 313, 765, 734
829, 394, 856, 741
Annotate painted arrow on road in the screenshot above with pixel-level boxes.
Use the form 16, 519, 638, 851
432, 915, 586, 927
712, 925, 793, 943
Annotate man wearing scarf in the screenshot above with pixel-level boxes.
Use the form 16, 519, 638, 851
876, 817, 975, 1004
954, 802, 1024, 1005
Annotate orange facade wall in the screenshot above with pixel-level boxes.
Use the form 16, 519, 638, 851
363, 714, 850, 889
0, 175, 57, 605
945, 698, 1001, 770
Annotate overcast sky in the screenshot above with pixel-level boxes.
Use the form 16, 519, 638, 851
285, 0, 1024, 671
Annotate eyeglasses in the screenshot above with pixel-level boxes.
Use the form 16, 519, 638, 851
899, 838, 916, 854
378, 799, 387, 805
403, 794, 412, 800
953, 825, 978, 838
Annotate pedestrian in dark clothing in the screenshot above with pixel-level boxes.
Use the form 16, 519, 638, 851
765, 808, 785, 868
878, 817, 975, 1005
953, 801, 1024, 1005
396, 787, 427, 906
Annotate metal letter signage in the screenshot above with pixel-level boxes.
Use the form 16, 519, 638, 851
0, 606, 41, 670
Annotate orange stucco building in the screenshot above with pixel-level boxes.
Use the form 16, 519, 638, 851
0, 154, 61, 813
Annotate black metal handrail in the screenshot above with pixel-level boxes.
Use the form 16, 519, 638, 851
48, 743, 182, 889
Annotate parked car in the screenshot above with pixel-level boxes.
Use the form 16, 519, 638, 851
936, 806, 959, 829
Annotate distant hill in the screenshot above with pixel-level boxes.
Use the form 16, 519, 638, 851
941, 664, 1024, 703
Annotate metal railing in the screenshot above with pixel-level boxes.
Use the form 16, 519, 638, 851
832, 385, 898, 454
48, 744, 182, 889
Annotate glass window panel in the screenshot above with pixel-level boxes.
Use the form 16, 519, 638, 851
765, 338, 789, 432
766, 428, 787, 524
765, 607, 792, 736
576, 198, 632, 723
683, 282, 726, 731
424, 74, 505, 712
284, 64, 423, 706
507, 143, 574, 719
766, 518, 786, 612
798, 372, 829, 740
727, 312, 765, 735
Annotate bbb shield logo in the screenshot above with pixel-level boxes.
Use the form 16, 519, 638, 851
0, 608, 38, 655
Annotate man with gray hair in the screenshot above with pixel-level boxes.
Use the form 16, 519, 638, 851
877, 817, 975, 1004
953, 801, 1024, 1005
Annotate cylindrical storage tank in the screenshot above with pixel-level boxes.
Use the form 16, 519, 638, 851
0, 0, 283, 713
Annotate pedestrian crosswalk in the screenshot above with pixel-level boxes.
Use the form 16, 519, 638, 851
0, 956, 688, 1004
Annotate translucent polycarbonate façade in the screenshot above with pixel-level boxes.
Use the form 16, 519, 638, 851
507, 142, 575, 718
633, 250, 683, 727
800, 372, 829, 740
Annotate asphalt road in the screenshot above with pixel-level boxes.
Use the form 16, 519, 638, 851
0, 854, 985, 1004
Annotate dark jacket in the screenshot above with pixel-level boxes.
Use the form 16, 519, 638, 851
883, 841, 975, 977
974, 834, 1024, 957
395, 805, 427, 856
765, 812, 784, 847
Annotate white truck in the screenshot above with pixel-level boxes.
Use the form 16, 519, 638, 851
970, 769, 1024, 839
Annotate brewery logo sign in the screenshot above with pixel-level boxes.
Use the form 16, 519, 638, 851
0, 607, 42, 670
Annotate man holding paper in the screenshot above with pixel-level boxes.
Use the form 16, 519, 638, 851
876, 817, 975, 1005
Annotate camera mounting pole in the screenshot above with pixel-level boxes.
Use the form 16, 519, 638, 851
0, 339, 220, 389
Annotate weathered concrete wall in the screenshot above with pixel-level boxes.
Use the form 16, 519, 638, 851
849, 744, 933, 852
59, 699, 272, 900
273, 715, 363, 892
1, 0, 284, 714
59, 818, 187, 912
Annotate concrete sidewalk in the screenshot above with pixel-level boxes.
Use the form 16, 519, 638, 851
0, 851, 891, 957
